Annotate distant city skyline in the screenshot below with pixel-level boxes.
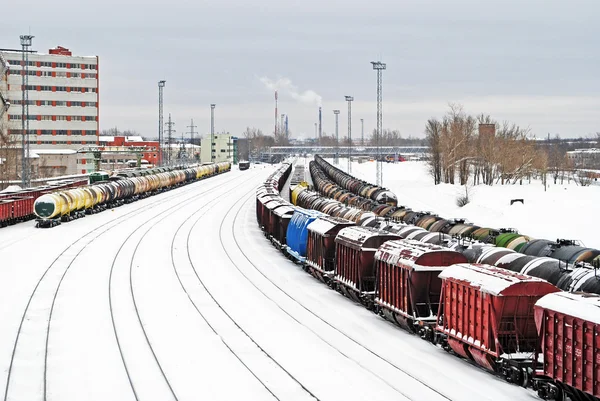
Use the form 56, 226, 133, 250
2, 0, 599, 139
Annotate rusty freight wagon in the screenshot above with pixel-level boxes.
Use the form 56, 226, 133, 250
533, 292, 600, 401
374, 239, 467, 336
333, 226, 400, 307
305, 216, 355, 283
436, 264, 559, 386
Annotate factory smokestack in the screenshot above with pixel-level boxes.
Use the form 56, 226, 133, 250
318, 107, 322, 141
275, 90, 278, 136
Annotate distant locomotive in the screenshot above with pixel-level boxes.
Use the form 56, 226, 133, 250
239, 161, 250, 171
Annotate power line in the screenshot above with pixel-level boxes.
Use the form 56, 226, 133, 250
165, 113, 175, 166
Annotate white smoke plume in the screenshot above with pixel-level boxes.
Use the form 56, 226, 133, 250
259, 76, 322, 106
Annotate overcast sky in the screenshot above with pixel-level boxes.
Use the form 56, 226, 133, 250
3, 0, 599, 139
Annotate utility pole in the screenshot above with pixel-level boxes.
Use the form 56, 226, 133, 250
333, 110, 340, 164
165, 113, 175, 166
158, 80, 166, 166
20, 34, 33, 187
187, 119, 197, 161
345, 95, 354, 174
361, 118, 364, 146
210, 104, 216, 163
314, 122, 317, 141
372, 60, 386, 186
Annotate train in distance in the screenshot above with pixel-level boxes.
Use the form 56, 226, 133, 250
239, 161, 250, 171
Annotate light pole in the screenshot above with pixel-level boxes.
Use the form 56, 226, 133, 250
345, 95, 354, 174
371, 60, 386, 186
333, 110, 340, 164
158, 80, 166, 166
210, 104, 216, 163
361, 118, 364, 146
20, 34, 33, 187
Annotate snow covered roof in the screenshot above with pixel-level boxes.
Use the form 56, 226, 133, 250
308, 216, 353, 236
32, 149, 77, 155
535, 292, 600, 324
98, 136, 114, 142
125, 136, 144, 142
375, 239, 459, 271
439, 263, 554, 296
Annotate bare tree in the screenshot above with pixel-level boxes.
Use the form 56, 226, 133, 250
425, 118, 442, 184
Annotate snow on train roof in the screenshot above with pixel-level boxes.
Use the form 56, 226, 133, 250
308, 216, 353, 235
535, 292, 600, 324
375, 239, 451, 270
336, 226, 395, 244
439, 263, 552, 296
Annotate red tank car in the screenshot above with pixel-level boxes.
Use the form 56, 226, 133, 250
533, 292, 600, 401
305, 216, 355, 283
374, 239, 467, 336
333, 226, 400, 307
436, 264, 559, 386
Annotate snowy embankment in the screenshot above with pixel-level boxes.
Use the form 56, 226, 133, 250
333, 158, 600, 250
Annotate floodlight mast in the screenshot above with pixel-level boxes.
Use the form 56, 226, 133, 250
371, 61, 386, 186
345, 96, 354, 174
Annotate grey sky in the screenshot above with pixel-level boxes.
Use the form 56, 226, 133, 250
3, 0, 599, 139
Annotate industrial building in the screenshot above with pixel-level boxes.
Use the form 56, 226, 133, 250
1, 45, 99, 150
566, 148, 600, 169
200, 133, 236, 163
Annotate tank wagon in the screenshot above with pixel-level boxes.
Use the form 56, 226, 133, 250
313, 155, 397, 206
310, 156, 600, 269
256, 165, 600, 400
33, 162, 231, 228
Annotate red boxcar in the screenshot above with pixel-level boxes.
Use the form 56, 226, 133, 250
374, 239, 468, 334
306, 216, 355, 283
6, 196, 35, 221
0, 200, 13, 226
334, 226, 400, 306
534, 292, 600, 401
436, 263, 559, 385
271, 204, 295, 248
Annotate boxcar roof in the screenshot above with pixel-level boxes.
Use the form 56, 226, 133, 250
439, 263, 557, 296
535, 292, 600, 324
335, 226, 399, 250
375, 239, 465, 271
308, 216, 354, 236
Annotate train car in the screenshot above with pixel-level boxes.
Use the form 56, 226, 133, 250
285, 208, 325, 263
374, 239, 468, 335
436, 264, 559, 385
305, 216, 355, 283
239, 161, 250, 171
333, 226, 401, 307
533, 292, 600, 401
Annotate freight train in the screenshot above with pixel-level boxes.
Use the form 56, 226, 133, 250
33, 162, 231, 228
0, 179, 87, 228
256, 161, 600, 401
309, 156, 600, 268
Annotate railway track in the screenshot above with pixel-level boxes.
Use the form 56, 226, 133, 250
170, 175, 318, 401
218, 194, 438, 401
107, 172, 253, 401
2, 172, 239, 401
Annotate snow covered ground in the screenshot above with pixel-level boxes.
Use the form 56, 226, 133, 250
327, 157, 600, 250
0, 164, 542, 400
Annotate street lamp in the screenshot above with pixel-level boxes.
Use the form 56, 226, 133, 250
158, 80, 166, 166
210, 104, 216, 162
333, 110, 340, 164
345, 96, 354, 174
